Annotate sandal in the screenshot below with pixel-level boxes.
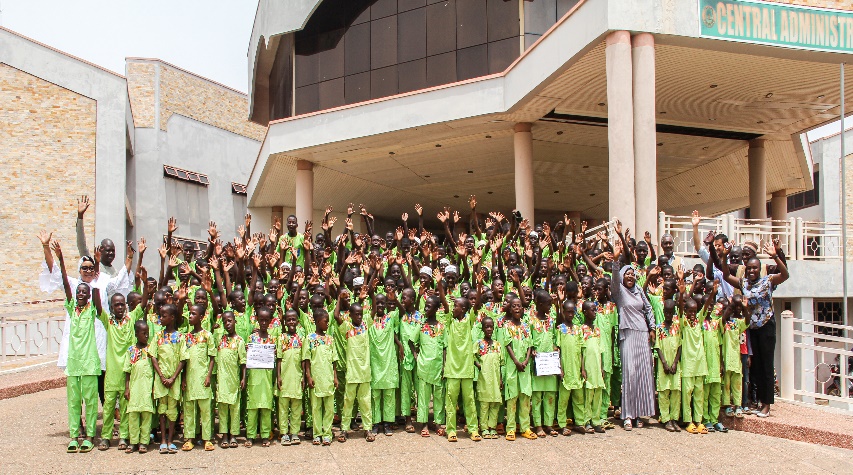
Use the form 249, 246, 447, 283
447, 434, 458, 442
436, 426, 446, 437
290, 435, 301, 445
583, 425, 594, 434
420, 427, 431, 437
366, 432, 375, 442
594, 425, 605, 433
623, 420, 633, 431
312, 437, 321, 446
535, 429, 546, 438
337, 431, 347, 443
735, 407, 744, 418
521, 429, 538, 440
67, 439, 80, 453
220, 439, 229, 449
714, 422, 728, 433
138, 445, 148, 454
725, 407, 735, 418
322, 436, 331, 446
168, 443, 178, 454
229, 437, 239, 448
182, 440, 194, 451
261, 438, 270, 447
244, 439, 254, 448
470, 432, 482, 442
549, 428, 558, 437
635, 419, 645, 429
697, 423, 708, 434
383, 424, 393, 436
496, 423, 505, 435
405, 424, 416, 433
159, 443, 169, 455
204, 441, 215, 451
98, 439, 110, 451
79, 439, 94, 453
561, 427, 571, 436
125, 444, 134, 454
505, 430, 516, 441
280, 434, 291, 446
117, 439, 128, 450
686, 423, 698, 434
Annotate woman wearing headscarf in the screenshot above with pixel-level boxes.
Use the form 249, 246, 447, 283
609, 220, 656, 430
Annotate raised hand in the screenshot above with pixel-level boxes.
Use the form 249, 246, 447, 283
51, 240, 63, 259
325, 205, 333, 216
159, 242, 168, 259
138, 237, 147, 255
37, 230, 52, 246
347, 203, 354, 216
167, 216, 178, 234
469, 195, 477, 210
613, 218, 622, 235
93, 245, 102, 264
763, 242, 777, 258
245, 213, 252, 228
415, 203, 423, 216
76, 195, 90, 219
644, 231, 652, 244
126, 240, 135, 257
305, 221, 313, 235
237, 225, 246, 240
691, 210, 701, 227
327, 216, 337, 229
452, 211, 461, 223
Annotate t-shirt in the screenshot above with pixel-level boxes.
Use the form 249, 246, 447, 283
215, 334, 246, 405
654, 321, 682, 391
98, 307, 138, 391
184, 329, 216, 401
64, 300, 101, 377
150, 330, 188, 399
123, 344, 155, 413
556, 323, 582, 391
276, 332, 304, 399
246, 332, 276, 409
302, 332, 337, 397
339, 317, 371, 384
722, 318, 748, 375
370, 311, 400, 389
475, 339, 503, 403
442, 310, 477, 379
416, 320, 446, 386
680, 310, 708, 378
580, 324, 605, 389
594, 301, 618, 374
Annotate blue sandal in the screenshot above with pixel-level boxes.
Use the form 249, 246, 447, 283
168, 443, 178, 454
159, 443, 168, 454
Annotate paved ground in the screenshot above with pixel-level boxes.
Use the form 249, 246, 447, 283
1, 388, 851, 475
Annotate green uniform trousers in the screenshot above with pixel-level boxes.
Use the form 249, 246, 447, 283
505, 394, 531, 433
342, 382, 372, 431
311, 393, 334, 438
335, 370, 346, 419
183, 398, 213, 440
479, 401, 500, 431
532, 390, 556, 427
157, 396, 179, 422
127, 411, 153, 445
417, 380, 446, 425
556, 386, 585, 428
723, 370, 743, 407
658, 389, 681, 423
599, 370, 612, 420
67, 375, 98, 438
703, 382, 722, 424
445, 378, 478, 436
101, 390, 129, 440
372, 388, 396, 424
277, 397, 302, 435
218, 401, 240, 436
399, 366, 417, 417
682, 376, 705, 423
584, 388, 603, 426
246, 408, 272, 439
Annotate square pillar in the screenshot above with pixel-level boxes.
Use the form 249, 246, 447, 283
632, 33, 657, 241
296, 160, 314, 232
606, 31, 636, 230
514, 122, 535, 223
748, 139, 767, 219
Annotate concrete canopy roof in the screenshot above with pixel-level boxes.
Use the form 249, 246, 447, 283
248, 0, 853, 229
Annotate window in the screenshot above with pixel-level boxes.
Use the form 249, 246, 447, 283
787, 171, 820, 212
231, 182, 247, 196
165, 236, 208, 254
814, 300, 843, 340
165, 176, 210, 238
163, 165, 209, 186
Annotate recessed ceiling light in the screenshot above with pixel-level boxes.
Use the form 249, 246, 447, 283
424, 175, 430, 178
341, 159, 348, 163
557, 131, 563, 135
582, 165, 589, 168
435, 144, 442, 147
554, 190, 559, 194
702, 146, 709, 150
708, 118, 716, 121
389, 151, 395, 155
765, 92, 774, 98
589, 193, 596, 197
660, 111, 667, 114
657, 142, 663, 146
598, 102, 605, 106
485, 135, 492, 139
710, 84, 718, 88
696, 192, 701, 195
467, 170, 473, 174
757, 120, 764, 124
818, 94, 826, 99
487, 191, 493, 194
453, 195, 459, 198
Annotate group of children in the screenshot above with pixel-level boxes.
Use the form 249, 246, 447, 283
43, 197, 760, 454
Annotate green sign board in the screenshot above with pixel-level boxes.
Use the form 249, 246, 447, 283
699, 0, 853, 53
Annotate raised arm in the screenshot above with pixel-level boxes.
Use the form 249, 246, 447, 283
76, 195, 91, 258
765, 243, 789, 287
51, 240, 72, 302
38, 230, 55, 271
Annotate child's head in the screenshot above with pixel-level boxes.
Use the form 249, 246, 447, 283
75, 283, 91, 306
660, 265, 674, 281
160, 304, 178, 329
263, 293, 277, 311
374, 294, 388, 315
222, 311, 236, 334
297, 289, 310, 310
256, 306, 272, 331
453, 297, 470, 319
126, 291, 142, 312
509, 297, 523, 320
194, 289, 209, 309
110, 293, 127, 318
580, 275, 593, 296
424, 295, 439, 316
401, 287, 415, 308
692, 264, 705, 281
134, 319, 149, 346
662, 279, 677, 299
564, 281, 579, 300
314, 309, 330, 333
684, 298, 699, 318
189, 304, 205, 327
663, 300, 677, 322
561, 300, 576, 324
534, 289, 552, 314
350, 303, 364, 326
228, 290, 246, 312
284, 309, 298, 333
593, 278, 608, 301
482, 316, 494, 339
309, 293, 326, 313
635, 240, 649, 263
581, 300, 596, 322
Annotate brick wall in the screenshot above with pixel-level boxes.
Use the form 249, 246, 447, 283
0, 63, 96, 306
127, 60, 266, 142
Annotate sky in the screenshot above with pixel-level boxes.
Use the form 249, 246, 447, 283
0, 0, 258, 92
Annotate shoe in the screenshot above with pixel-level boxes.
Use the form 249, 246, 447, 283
686, 423, 698, 434
521, 429, 538, 440
602, 421, 615, 430
505, 430, 516, 441
584, 424, 594, 434
735, 407, 744, 418
664, 421, 676, 432
322, 436, 331, 446
593, 425, 605, 433
290, 434, 301, 445
697, 423, 708, 434
280, 434, 290, 446
705, 423, 715, 433
623, 420, 632, 431
756, 411, 769, 418
714, 422, 728, 433
725, 407, 734, 417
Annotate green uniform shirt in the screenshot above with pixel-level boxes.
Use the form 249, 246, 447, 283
650, 294, 665, 326
246, 333, 276, 409
594, 301, 618, 373
233, 306, 254, 345
580, 324, 605, 389
298, 308, 315, 335
442, 310, 477, 379
276, 332, 304, 399
722, 318, 748, 375
277, 233, 306, 268
556, 323, 583, 391
330, 312, 347, 374
370, 311, 400, 389
530, 312, 558, 392
302, 332, 337, 397
680, 310, 709, 378
475, 339, 503, 403
339, 317, 371, 384
399, 309, 424, 371
654, 322, 682, 391
500, 318, 533, 399
184, 329, 216, 401
99, 308, 138, 391
123, 344, 155, 413
416, 320, 446, 385
702, 318, 723, 384
64, 300, 101, 377
215, 334, 246, 405
150, 330, 188, 399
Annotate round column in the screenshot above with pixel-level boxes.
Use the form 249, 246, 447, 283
514, 122, 535, 223
295, 160, 314, 232
606, 31, 636, 230
633, 32, 657, 240
748, 139, 767, 219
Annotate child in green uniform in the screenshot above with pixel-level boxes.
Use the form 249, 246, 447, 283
654, 300, 682, 432
474, 317, 503, 439
592, 279, 618, 430
245, 307, 276, 447
123, 320, 154, 454
555, 300, 585, 436
414, 296, 446, 437
150, 304, 188, 454
701, 288, 727, 433
334, 295, 374, 442
215, 312, 246, 449
529, 290, 558, 437
442, 293, 481, 442
276, 310, 304, 446
677, 279, 713, 434
580, 301, 606, 433
181, 305, 217, 451
721, 296, 749, 419
97, 292, 137, 451
501, 297, 536, 441
303, 309, 339, 446
398, 288, 422, 433
369, 293, 401, 436
54, 240, 100, 454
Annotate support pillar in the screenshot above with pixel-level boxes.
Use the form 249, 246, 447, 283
633, 33, 657, 241
514, 122, 535, 223
295, 160, 314, 232
272, 206, 284, 227
606, 31, 636, 230
748, 139, 767, 219
771, 189, 788, 221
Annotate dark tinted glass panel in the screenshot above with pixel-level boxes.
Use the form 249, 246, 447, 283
426, 51, 456, 87
398, 59, 427, 93
372, 0, 397, 20
295, 46, 319, 87
353, 4, 372, 25
557, 0, 581, 17
319, 77, 346, 110
427, 0, 446, 4
345, 22, 371, 75
371, 64, 398, 98
399, 0, 426, 12
488, 0, 520, 41
488, 37, 519, 73
295, 83, 319, 115
524, 33, 541, 50
269, 34, 294, 121
345, 72, 371, 104
524, 0, 557, 36
457, 44, 488, 81
371, 15, 398, 69
457, 0, 488, 49
318, 29, 346, 81
398, 8, 427, 63
427, 1, 456, 56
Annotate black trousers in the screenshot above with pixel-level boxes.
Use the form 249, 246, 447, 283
749, 320, 776, 406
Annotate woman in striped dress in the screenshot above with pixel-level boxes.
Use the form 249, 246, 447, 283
610, 221, 656, 430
